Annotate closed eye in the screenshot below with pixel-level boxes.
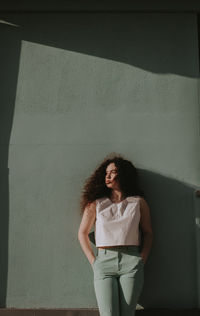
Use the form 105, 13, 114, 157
106, 170, 117, 175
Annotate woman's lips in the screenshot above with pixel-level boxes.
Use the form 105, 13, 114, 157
106, 181, 112, 184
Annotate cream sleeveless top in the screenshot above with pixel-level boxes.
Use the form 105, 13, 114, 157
94, 196, 141, 247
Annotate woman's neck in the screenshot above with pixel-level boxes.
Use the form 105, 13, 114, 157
109, 190, 125, 203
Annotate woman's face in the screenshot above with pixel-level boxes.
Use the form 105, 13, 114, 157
105, 163, 120, 190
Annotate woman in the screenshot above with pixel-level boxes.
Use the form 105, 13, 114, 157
78, 154, 153, 316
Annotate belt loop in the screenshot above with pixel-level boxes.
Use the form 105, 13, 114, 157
104, 249, 106, 254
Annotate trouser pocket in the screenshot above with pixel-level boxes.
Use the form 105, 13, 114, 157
92, 257, 97, 267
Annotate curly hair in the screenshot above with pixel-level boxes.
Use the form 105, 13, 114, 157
80, 153, 145, 213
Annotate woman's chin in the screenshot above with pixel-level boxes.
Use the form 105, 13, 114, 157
106, 184, 113, 188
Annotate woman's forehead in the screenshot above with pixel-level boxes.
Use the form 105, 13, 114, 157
106, 163, 117, 172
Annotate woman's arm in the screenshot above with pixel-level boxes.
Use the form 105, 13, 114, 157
139, 197, 153, 264
78, 201, 96, 266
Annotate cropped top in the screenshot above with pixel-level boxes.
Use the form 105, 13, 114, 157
94, 196, 141, 247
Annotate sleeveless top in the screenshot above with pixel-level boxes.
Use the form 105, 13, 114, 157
94, 196, 141, 247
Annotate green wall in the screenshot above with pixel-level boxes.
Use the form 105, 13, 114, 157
0, 12, 199, 308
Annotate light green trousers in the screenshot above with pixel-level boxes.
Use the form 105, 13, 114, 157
92, 246, 144, 316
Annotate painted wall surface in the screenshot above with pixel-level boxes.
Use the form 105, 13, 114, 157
0, 13, 199, 308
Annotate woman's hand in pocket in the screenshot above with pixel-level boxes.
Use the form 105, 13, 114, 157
140, 252, 147, 264
91, 257, 96, 266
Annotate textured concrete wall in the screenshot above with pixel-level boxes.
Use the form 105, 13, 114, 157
0, 12, 199, 308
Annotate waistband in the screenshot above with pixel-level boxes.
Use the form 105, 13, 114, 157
98, 245, 139, 252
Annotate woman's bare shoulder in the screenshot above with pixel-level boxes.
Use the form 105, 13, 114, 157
138, 196, 150, 213
86, 200, 96, 208
84, 200, 96, 214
